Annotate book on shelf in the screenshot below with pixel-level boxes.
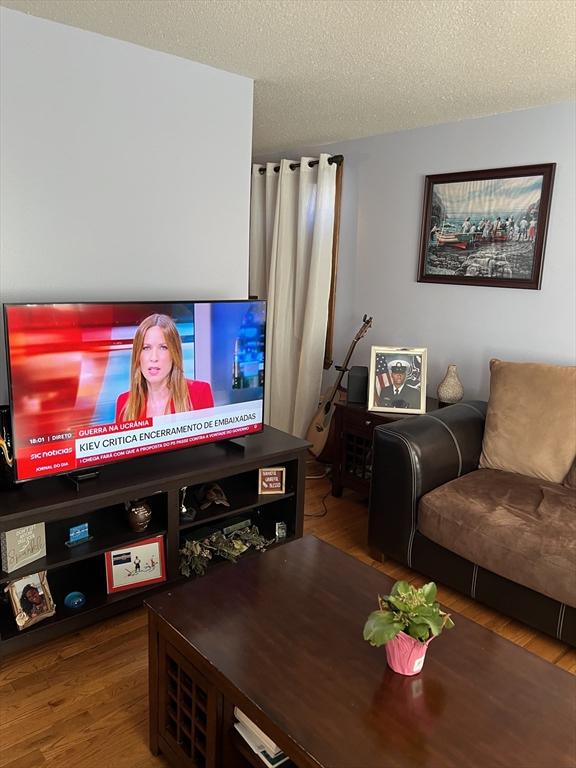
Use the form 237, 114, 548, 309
1, 523, 46, 573
233, 722, 290, 767
234, 706, 281, 757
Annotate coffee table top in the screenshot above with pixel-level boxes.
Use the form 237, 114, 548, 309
146, 535, 576, 768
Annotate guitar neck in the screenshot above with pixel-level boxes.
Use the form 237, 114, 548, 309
323, 337, 362, 409
318, 316, 372, 416
340, 341, 359, 374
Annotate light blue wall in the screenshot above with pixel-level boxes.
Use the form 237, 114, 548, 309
261, 103, 576, 399
0, 8, 253, 401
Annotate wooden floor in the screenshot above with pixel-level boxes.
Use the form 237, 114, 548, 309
1, 469, 574, 767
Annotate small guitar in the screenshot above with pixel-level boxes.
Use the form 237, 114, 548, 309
306, 315, 373, 457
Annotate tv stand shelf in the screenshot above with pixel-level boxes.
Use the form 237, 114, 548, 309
0, 427, 308, 657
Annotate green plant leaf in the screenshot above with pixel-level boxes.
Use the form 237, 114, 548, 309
392, 580, 411, 597
420, 611, 448, 636
363, 611, 403, 647
443, 615, 455, 631
366, 581, 453, 643
387, 595, 409, 612
421, 582, 437, 604
407, 622, 430, 641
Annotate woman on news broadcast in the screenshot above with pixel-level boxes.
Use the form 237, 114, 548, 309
115, 313, 214, 422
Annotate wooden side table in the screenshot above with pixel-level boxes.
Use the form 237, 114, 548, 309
331, 399, 437, 497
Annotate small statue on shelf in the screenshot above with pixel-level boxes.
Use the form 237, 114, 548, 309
182, 483, 231, 517
180, 486, 197, 523
196, 483, 230, 510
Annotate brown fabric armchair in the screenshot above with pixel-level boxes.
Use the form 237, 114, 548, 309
368, 401, 576, 646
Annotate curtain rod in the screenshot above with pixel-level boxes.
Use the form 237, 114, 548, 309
258, 154, 343, 175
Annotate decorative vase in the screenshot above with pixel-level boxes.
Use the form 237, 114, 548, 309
385, 632, 432, 675
437, 364, 464, 406
64, 591, 86, 610
127, 500, 152, 533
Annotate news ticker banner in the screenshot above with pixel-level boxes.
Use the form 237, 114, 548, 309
17, 401, 263, 479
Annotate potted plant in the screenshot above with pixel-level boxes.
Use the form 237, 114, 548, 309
363, 580, 454, 675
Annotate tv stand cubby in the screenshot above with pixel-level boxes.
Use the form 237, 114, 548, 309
0, 426, 309, 657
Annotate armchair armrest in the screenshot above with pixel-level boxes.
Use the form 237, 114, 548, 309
368, 401, 487, 566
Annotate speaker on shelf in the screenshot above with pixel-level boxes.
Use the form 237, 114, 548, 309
347, 366, 369, 405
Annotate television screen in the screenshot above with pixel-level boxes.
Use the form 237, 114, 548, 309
3, 300, 266, 482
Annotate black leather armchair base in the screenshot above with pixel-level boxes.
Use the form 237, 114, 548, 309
368, 401, 576, 646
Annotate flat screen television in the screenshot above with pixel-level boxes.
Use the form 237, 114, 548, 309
3, 300, 266, 482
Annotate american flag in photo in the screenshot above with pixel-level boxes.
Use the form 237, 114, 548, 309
375, 354, 391, 397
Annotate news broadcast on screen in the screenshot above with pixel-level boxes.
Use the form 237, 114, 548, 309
4, 300, 266, 481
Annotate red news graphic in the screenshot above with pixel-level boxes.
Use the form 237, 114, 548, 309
17, 418, 152, 479
18, 405, 262, 479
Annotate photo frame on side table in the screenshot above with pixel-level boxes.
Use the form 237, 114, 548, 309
4, 570, 56, 631
105, 535, 166, 594
368, 347, 427, 414
417, 163, 556, 289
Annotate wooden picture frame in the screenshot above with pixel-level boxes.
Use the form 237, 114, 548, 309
368, 347, 427, 414
105, 535, 166, 593
4, 570, 56, 631
417, 163, 556, 289
258, 467, 286, 495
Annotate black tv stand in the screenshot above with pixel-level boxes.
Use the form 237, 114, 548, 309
219, 436, 247, 453
0, 426, 308, 657
64, 469, 101, 490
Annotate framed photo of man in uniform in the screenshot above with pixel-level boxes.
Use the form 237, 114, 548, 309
368, 347, 427, 414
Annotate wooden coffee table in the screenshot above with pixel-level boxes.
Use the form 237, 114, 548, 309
146, 536, 575, 768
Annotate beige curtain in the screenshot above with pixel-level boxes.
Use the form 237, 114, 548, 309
250, 155, 337, 437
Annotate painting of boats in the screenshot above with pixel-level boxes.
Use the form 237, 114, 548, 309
418, 164, 555, 289
435, 226, 478, 249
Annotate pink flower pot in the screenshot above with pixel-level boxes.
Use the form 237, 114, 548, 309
385, 631, 432, 675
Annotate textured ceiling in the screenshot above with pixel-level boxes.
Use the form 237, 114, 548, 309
2, 0, 575, 154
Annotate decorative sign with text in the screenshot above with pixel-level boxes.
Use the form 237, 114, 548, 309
65, 522, 93, 548
1, 523, 46, 574
258, 467, 286, 495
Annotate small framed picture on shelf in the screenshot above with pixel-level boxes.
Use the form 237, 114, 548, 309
65, 522, 93, 548
4, 570, 56, 631
258, 467, 286, 495
368, 346, 428, 414
1, 522, 46, 573
104, 535, 166, 594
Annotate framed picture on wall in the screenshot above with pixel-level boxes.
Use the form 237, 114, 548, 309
368, 347, 427, 414
417, 163, 556, 289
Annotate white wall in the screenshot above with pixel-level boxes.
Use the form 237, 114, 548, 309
264, 103, 576, 400
0, 8, 253, 400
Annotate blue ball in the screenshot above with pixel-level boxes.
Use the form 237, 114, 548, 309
64, 591, 86, 609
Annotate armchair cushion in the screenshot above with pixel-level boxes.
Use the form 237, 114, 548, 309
564, 458, 576, 489
479, 359, 576, 483
419, 468, 576, 607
